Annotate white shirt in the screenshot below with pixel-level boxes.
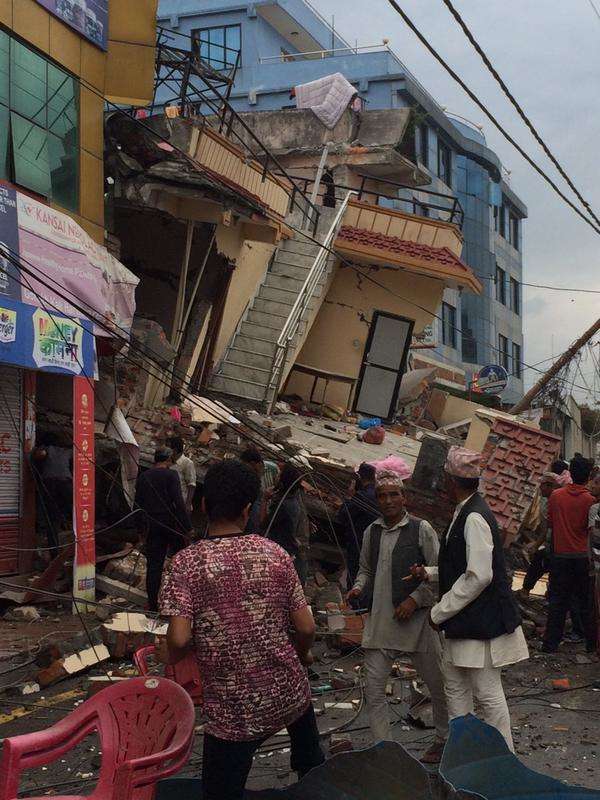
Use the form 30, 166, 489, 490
171, 453, 196, 496
426, 495, 529, 669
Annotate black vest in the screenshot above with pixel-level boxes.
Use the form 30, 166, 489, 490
361, 517, 424, 610
438, 493, 520, 640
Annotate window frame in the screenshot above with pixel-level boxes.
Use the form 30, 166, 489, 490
495, 264, 507, 305
441, 301, 457, 349
0, 31, 79, 211
509, 211, 520, 250
419, 122, 429, 168
498, 333, 509, 371
510, 277, 520, 315
499, 203, 506, 238
512, 341, 522, 379
437, 138, 452, 186
192, 23, 242, 71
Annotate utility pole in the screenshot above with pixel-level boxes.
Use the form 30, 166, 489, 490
510, 317, 600, 415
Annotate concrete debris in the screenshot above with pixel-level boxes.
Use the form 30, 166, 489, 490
95, 574, 148, 607
4, 606, 42, 623
102, 550, 147, 589
5, 681, 41, 696
63, 645, 110, 675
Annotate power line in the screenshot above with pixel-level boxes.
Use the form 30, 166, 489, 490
439, 0, 600, 228
6, 63, 594, 402
384, 0, 600, 237
587, 0, 600, 22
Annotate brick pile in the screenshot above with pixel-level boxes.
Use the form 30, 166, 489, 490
479, 418, 561, 545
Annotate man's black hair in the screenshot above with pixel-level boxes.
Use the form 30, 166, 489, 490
154, 447, 172, 464
278, 463, 301, 493
358, 462, 376, 483
451, 475, 480, 494
570, 456, 593, 486
240, 447, 264, 465
169, 436, 184, 454
203, 459, 260, 522
551, 459, 569, 475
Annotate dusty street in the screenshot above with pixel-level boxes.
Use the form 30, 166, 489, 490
1, 631, 598, 795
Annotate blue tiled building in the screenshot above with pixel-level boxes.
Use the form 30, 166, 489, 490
158, 0, 527, 402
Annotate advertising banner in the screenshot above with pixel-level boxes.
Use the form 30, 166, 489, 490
0, 182, 138, 339
34, 1, 108, 51
0, 296, 96, 376
73, 376, 96, 606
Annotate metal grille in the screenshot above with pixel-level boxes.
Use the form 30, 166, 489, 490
0, 365, 22, 575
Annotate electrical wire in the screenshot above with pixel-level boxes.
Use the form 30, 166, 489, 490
384, 0, 600, 236
439, 0, 600, 229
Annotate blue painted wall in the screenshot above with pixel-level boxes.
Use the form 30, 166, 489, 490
157, 0, 526, 402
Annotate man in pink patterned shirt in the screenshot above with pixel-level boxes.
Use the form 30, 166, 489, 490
160, 459, 324, 800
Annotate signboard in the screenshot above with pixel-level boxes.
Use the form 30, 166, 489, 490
34, 1, 108, 51
0, 297, 96, 376
73, 376, 95, 606
473, 364, 509, 396
0, 183, 139, 338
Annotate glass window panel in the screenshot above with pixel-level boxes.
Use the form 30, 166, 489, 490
0, 31, 9, 106
209, 27, 224, 47
0, 105, 9, 181
10, 41, 47, 126
48, 64, 77, 139
226, 26, 241, 65
11, 112, 51, 197
48, 132, 78, 211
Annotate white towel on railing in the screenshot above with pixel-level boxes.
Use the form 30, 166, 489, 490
295, 73, 357, 129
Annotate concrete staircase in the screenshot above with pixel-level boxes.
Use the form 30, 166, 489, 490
209, 207, 338, 403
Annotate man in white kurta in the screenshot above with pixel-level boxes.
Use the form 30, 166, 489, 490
419, 446, 528, 751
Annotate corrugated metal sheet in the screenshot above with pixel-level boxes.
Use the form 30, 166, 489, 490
0, 366, 22, 575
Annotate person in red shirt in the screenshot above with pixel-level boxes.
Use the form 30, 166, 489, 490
542, 456, 596, 653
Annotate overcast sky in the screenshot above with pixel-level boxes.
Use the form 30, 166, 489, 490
312, 0, 600, 401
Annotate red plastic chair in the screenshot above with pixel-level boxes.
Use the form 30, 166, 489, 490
134, 646, 203, 707
0, 677, 195, 800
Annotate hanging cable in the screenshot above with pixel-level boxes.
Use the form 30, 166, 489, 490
384, 0, 600, 236
439, 0, 600, 228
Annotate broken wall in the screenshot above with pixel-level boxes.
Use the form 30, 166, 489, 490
212, 226, 277, 367
285, 262, 445, 409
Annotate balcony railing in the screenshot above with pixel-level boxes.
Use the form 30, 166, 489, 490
284, 172, 464, 229
136, 28, 323, 229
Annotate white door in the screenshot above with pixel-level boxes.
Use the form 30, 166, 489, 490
354, 311, 414, 420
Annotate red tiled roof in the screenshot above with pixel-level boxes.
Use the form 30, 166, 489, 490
480, 419, 561, 544
335, 225, 482, 293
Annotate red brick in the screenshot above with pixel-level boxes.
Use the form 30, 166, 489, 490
480, 419, 561, 544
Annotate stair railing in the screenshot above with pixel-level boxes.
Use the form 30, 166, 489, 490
264, 190, 357, 413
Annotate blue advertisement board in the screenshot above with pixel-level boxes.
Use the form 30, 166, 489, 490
35, 1, 108, 52
0, 296, 96, 377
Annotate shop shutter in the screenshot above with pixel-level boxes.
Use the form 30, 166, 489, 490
0, 366, 22, 575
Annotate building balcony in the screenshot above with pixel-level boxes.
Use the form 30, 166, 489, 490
188, 123, 292, 219
336, 198, 481, 295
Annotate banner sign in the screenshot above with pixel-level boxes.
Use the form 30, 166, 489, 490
0, 296, 96, 376
73, 376, 96, 606
0, 183, 138, 338
34, 1, 108, 52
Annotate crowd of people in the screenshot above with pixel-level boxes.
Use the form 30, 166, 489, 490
129, 440, 599, 800
521, 455, 600, 653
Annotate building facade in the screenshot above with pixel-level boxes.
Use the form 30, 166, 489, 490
157, 0, 527, 404
0, 0, 157, 579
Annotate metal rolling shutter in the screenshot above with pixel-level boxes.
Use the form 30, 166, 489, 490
0, 366, 22, 575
